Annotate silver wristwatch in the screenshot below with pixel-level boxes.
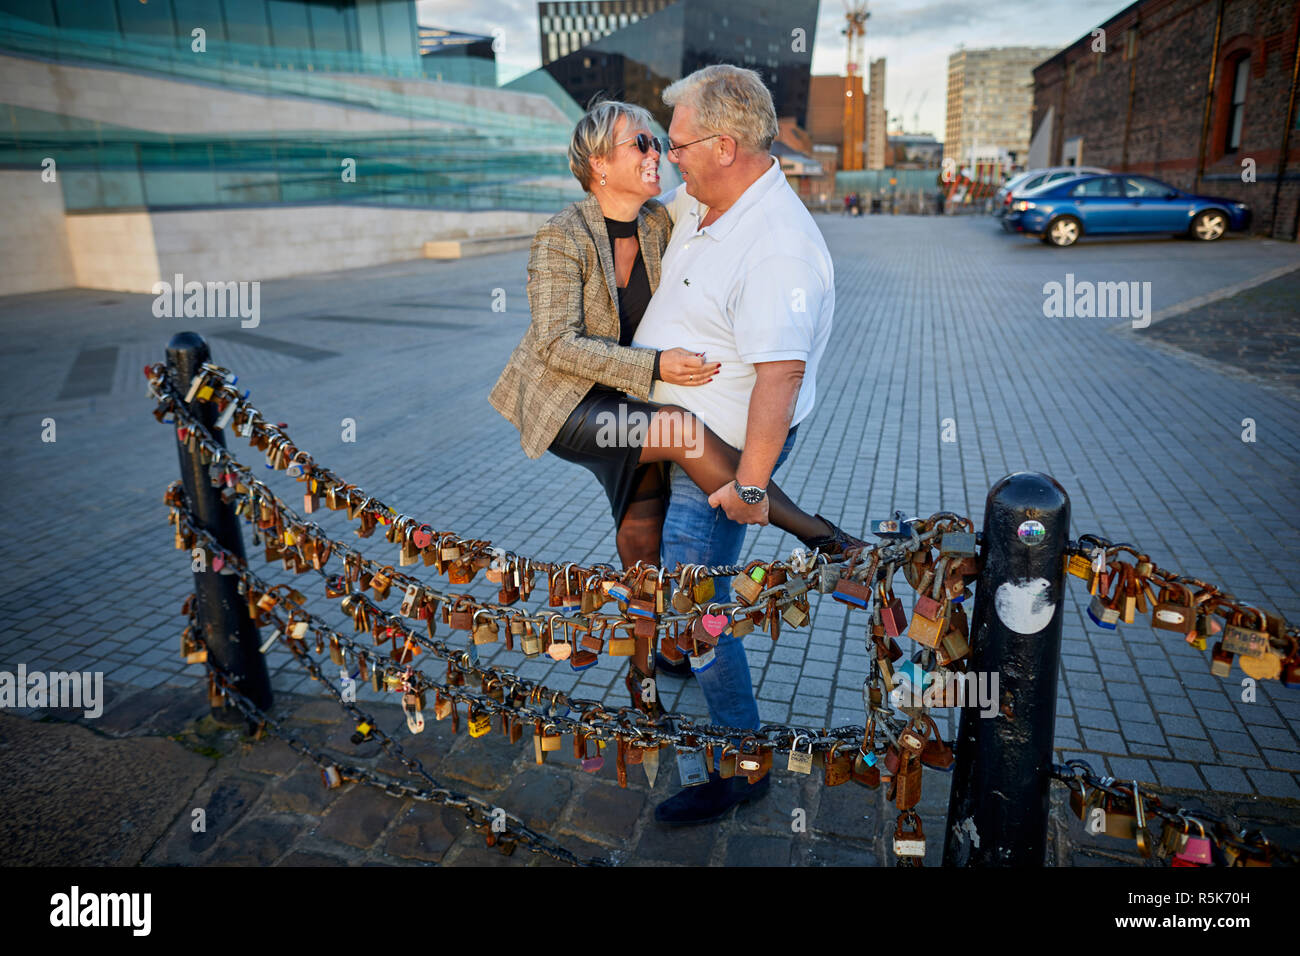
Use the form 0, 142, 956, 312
733, 480, 767, 505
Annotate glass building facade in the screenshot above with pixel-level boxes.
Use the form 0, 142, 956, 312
0, 0, 420, 70
0, 1, 583, 215
539, 0, 819, 130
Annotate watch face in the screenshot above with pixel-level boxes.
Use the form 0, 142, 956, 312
738, 485, 764, 504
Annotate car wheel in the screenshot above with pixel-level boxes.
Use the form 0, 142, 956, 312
1045, 216, 1081, 247
1191, 209, 1227, 241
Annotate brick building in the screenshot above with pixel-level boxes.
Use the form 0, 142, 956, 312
1030, 0, 1299, 240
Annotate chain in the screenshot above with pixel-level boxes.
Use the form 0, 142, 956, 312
152, 356, 1297, 868
1052, 760, 1294, 866
200, 628, 607, 866
147, 361, 771, 580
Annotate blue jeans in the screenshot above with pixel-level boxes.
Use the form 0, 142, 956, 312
661, 427, 798, 735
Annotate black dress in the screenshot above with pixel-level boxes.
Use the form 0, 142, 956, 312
547, 216, 664, 526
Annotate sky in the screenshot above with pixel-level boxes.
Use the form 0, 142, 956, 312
417, 0, 1127, 138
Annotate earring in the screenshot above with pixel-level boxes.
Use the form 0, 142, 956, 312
599, 174, 606, 187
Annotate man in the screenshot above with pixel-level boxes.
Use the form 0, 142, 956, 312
631, 65, 836, 825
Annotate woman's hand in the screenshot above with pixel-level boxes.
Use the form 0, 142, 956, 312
659, 348, 721, 387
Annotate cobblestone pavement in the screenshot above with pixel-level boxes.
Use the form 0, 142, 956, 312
2, 215, 1299, 865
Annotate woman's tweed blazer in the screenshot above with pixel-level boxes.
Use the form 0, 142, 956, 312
489, 191, 672, 459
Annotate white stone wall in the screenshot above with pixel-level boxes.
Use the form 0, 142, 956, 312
57, 205, 553, 293
0, 169, 76, 296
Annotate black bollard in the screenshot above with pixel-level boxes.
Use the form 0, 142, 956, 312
167, 332, 272, 719
942, 472, 1069, 866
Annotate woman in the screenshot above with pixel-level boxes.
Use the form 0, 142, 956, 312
489, 100, 859, 568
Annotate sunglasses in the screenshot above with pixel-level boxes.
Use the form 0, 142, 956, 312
615, 132, 663, 155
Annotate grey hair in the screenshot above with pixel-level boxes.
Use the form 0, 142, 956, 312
568, 99, 656, 192
662, 64, 778, 154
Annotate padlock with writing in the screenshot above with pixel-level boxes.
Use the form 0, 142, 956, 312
892, 811, 926, 861
676, 744, 711, 787
787, 734, 815, 774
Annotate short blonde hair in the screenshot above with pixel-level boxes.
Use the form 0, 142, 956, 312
663, 65, 777, 154
568, 99, 656, 192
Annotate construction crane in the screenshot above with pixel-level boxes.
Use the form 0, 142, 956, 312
841, 1, 869, 170
912, 89, 927, 135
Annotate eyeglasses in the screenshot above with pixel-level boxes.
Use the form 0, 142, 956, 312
665, 134, 721, 155
615, 132, 663, 155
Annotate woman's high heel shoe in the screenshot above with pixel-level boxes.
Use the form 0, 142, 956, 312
799, 514, 867, 559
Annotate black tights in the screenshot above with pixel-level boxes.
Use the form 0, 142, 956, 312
635, 405, 828, 544
615, 464, 666, 568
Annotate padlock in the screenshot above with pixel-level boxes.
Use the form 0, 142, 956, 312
939, 529, 976, 557
822, 741, 852, 786
909, 592, 947, 648
545, 620, 572, 661
716, 743, 739, 780
878, 579, 907, 638
1210, 641, 1234, 678
1151, 582, 1196, 632
731, 562, 766, 605
692, 566, 716, 604
580, 733, 605, 773
1171, 818, 1214, 866
1087, 592, 1120, 630
1101, 792, 1137, 839
1065, 551, 1095, 585
676, 745, 711, 787
402, 690, 426, 734
447, 600, 474, 631
471, 610, 499, 646
892, 812, 926, 860
671, 567, 696, 613
521, 621, 543, 657
831, 566, 872, 608
919, 715, 954, 770
781, 597, 810, 629
1221, 607, 1269, 658
660, 632, 685, 662
787, 734, 815, 774
540, 724, 564, 752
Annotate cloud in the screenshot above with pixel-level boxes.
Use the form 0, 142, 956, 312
417, 0, 1130, 137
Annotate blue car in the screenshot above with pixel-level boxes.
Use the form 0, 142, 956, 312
1003, 173, 1251, 247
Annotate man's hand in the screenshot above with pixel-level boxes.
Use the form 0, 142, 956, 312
707, 482, 770, 525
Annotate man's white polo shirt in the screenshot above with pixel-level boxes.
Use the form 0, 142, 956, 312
632, 157, 834, 451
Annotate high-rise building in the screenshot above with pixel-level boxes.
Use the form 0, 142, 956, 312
944, 46, 1055, 170
865, 57, 887, 170
536, 0, 820, 130
538, 0, 676, 65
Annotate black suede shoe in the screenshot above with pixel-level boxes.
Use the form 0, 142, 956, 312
654, 651, 693, 678
800, 514, 868, 559
653, 772, 771, 826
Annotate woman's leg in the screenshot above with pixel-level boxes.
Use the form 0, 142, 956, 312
637, 406, 829, 543
615, 464, 666, 569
